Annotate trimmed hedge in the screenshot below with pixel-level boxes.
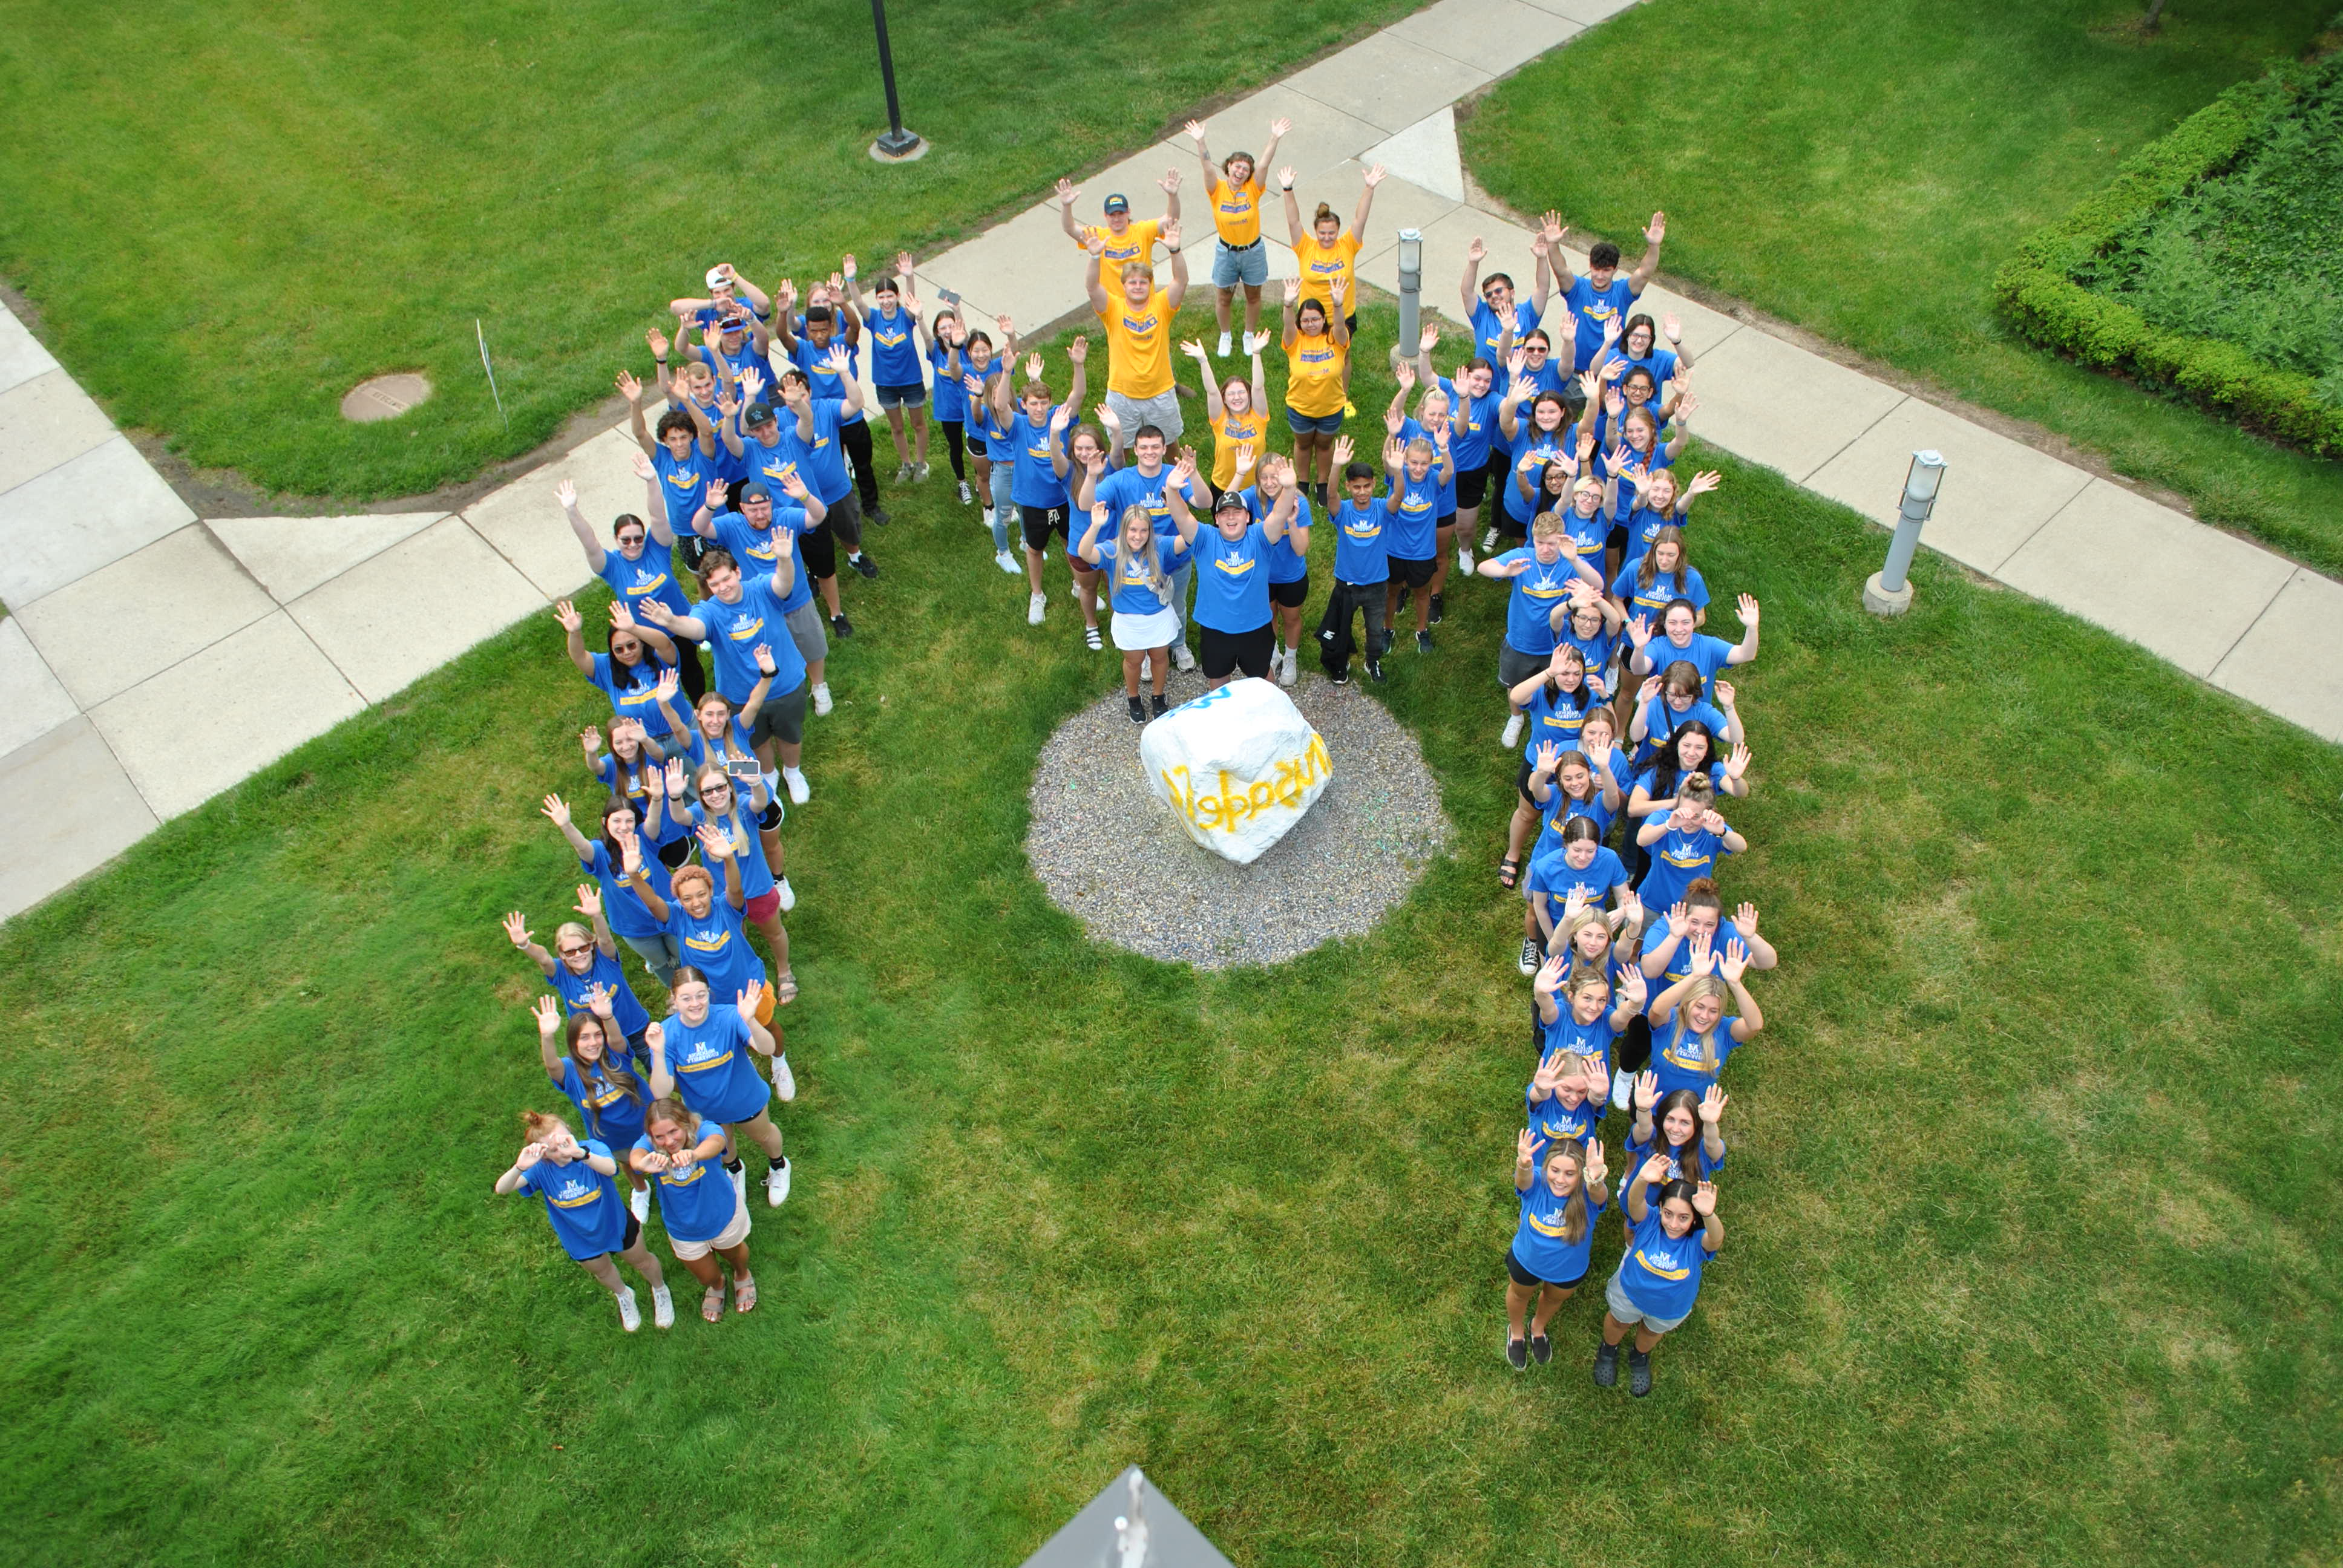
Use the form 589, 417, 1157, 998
1994, 63, 2343, 457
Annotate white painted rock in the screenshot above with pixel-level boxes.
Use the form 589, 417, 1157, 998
1139, 678, 1333, 864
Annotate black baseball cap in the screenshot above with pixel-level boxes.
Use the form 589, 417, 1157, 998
743, 402, 777, 427
1213, 491, 1251, 516
736, 481, 771, 503
1103, 193, 1130, 215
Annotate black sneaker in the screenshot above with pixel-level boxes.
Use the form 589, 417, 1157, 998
1592, 1341, 1620, 1388
1628, 1349, 1653, 1397
1416, 630, 1434, 653
1429, 592, 1444, 626
1127, 696, 1147, 724
1506, 1335, 1528, 1372
1329, 671, 1351, 686
850, 553, 880, 580
867, 506, 891, 526
1150, 693, 1168, 717
1395, 586, 1411, 616
1530, 1332, 1552, 1365
830, 613, 854, 638
1366, 659, 1385, 682
1517, 937, 1543, 976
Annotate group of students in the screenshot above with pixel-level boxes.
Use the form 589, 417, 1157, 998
491, 117, 1772, 1371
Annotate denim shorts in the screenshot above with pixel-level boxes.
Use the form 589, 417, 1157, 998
1212, 238, 1269, 289
1286, 408, 1345, 436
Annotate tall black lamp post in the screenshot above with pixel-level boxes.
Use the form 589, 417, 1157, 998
867, 0, 929, 162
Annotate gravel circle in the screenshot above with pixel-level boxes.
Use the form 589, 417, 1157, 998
1026, 671, 1453, 969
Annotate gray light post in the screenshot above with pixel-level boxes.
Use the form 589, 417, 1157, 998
866, 0, 928, 162
1389, 228, 1423, 370
1863, 449, 1947, 616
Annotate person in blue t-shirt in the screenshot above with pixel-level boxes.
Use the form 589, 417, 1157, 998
637, 548, 812, 805
1317, 437, 1392, 685
1630, 593, 1760, 697
556, 462, 706, 703
1054, 417, 1121, 649
958, 323, 1023, 573
1624, 1079, 1728, 1191
688, 475, 834, 722
619, 822, 793, 1008
1596, 311, 1696, 403
1498, 644, 1610, 887
769, 344, 878, 634
1477, 514, 1608, 756
1540, 209, 1666, 373
1386, 356, 1463, 630
1504, 1126, 1610, 1371
1081, 408, 1201, 662
622, 367, 727, 537
629, 1097, 756, 1323
1611, 527, 1711, 627
529, 994, 653, 1220
552, 594, 683, 739
645, 964, 792, 1215
1524, 1048, 1608, 1160
1239, 449, 1314, 687
855, 255, 932, 485
1165, 450, 1299, 689
1460, 233, 1553, 382
1635, 775, 1748, 915
495, 1108, 673, 1333
773, 266, 886, 525
1594, 1149, 1722, 1396
923, 302, 981, 506
1078, 501, 1190, 722
1629, 663, 1743, 769
502, 893, 653, 1050
1377, 423, 1454, 655
1646, 927, 1765, 1102
1524, 817, 1634, 969
1532, 952, 1644, 1077
995, 342, 1092, 632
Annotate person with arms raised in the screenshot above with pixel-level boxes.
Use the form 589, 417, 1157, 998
495, 1108, 673, 1332
1187, 116, 1288, 356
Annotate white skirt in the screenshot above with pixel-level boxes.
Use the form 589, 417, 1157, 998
1111, 604, 1181, 652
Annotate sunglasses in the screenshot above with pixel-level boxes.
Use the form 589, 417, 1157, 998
557, 944, 593, 958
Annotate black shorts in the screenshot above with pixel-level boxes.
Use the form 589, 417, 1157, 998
1020, 504, 1069, 552
596, 1211, 643, 1259
1267, 575, 1309, 608
967, 433, 989, 459
1388, 554, 1436, 589
1507, 1244, 1587, 1291
1606, 524, 1630, 557
1515, 756, 1545, 808
799, 523, 839, 580
1199, 622, 1274, 680
1455, 465, 1490, 509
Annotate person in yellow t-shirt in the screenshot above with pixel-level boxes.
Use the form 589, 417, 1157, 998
1056, 171, 1182, 272
1280, 275, 1352, 504
1281, 162, 1384, 336
1179, 337, 1271, 498
1185, 115, 1289, 358
1084, 224, 1191, 444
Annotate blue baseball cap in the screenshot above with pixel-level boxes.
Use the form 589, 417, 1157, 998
1103, 193, 1131, 215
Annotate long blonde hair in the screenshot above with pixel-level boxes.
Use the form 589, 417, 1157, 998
1666, 975, 1732, 1076
1542, 1140, 1591, 1244
1115, 505, 1168, 603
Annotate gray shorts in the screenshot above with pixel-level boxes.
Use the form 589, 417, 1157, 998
1106, 387, 1182, 446
783, 599, 828, 670
1604, 1266, 1691, 1334
747, 680, 809, 750
1211, 238, 1269, 289
1499, 642, 1549, 690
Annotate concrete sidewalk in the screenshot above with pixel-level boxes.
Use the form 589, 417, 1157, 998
4, 0, 2338, 922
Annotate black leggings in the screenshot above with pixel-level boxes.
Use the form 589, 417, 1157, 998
938, 419, 967, 481
842, 418, 881, 511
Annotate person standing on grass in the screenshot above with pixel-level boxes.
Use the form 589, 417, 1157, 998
1058, 172, 1182, 271
1524, 1049, 1608, 1161
1645, 930, 1764, 1102
621, 369, 722, 554
530, 995, 654, 1221
1378, 420, 1455, 656
1281, 278, 1352, 506
503, 893, 652, 1055
1522, 814, 1633, 972
1540, 209, 1666, 374
629, 1097, 757, 1324
687, 474, 835, 721
1593, 1157, 1721, 1396
1628, 665, 1743, 770
1479, 514, 1607, 800
1460, 235, 1550, 384
1533, 952, 1644, 1073
1625, 1079, 1727, 1187
543, 793, 685, 985
1388, 358, 1460, 631
1165, 449, 1299, 689
619, 818, 796, 1009
1414, 341, 1502, 575
1084, 223, 1190, 446
1634, 773, 1745, 916
768, 332, 880, 634
1187, 116, 1289, 356
923, 301, 978, 508
1626, 727, 1750, 863
1080, 501, 1188, 723
1316, 436, 1390, 685
996, 341, 1091, 630
1240, 437, 1314, 688
1055, 414, 1123, 650
960, 320, 1024, 575
856, 253, 931, 486
1630, 593, 1760, 699
1181, 337, 1270, 506
1610, 527, 1710, 628
1504, 1128, 1609, 1371
1628, 883, 1772, 1100
776, 261, 888, 524
553, 593, 682, 741
635, 547, 813, 808
643, 966, 792, 1200
496, 1108, 674, 1333
1598, 312, 1696, 401
1078, 416, 1200, 667
557, 464, 708, 703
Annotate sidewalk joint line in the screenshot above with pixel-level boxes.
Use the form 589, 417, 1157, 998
2203, 567, 2298, 682
1985, 481, 2093, 577
1794, 394, 1906, 486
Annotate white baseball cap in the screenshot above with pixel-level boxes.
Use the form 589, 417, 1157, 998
705, 265, 733, 290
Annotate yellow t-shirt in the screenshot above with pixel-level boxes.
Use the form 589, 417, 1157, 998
1098, 286, 1176, 398
1285, 332, 1348, 419
1209, 408, 1273, 489
1292, 230, 1363, 309
1209, 175, 1267, 246
1074, 217, 1162, 272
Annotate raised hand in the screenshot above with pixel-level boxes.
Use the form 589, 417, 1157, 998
664, 757, 687, 798
1158, 224, 1180, 253
1418, 323, 1440, 354
552, 598, 583, 632
1362, 162, 1387, 187
1634, 1070, 1658, 1111
1717, 939, 1750, 984
1638, 1153, 1673, 1186
631, 450, 654, 481
1181, 336, 1210, 361
585, 984, 615, 1021
736, 979, 764, 1017
1268, 116, 1293, 138
753, 642, 777, 675
1539, 211, 1564, 245
1533, 739, 1562, 773
579, 725, 604, 757
1024, 353, 1044, 382
1329, 434, 1355, 467
696, 822, 734, 860
1395, 360, 1416, 393
1158, 167, 1182, 193
1726, 742, 1752, 780
1645, 211, 1668, 246
1276, 165, 1297, 190
1582, 1140, 1608, 1186
514, 1142, 546, 1171
1715, 679, 1737, 710
554, 478, 578, 511
532, 995, 562, 1035
1533, 950, 1568, 996
704, 479, 729, 512
615, 368, 644, 406
1687, 930, 1717, 978
740, 367, 767, 403
1055, 177, 1080, 206
573, 883, 603, 920
1691, 1180, 1717, 1217
1381, 436, 1405, 472
1663, 313, 1684, 343
540, 793, 572, 829
616, 828, 642, 875
1737, 592, 1760, 626
1233, 442, 1257, 479
1616, 965, 1647, 1011
1516, 1125, 1539, 1165
501, 911, 532, 949
1699, 1084, 1729, 1126
1466, 235, 1487, 264
1184, 117, 1208, 146
1700, 808, 1729, 835
1732, 901, 1760, 941
824, 345, 853, 379
1627, 614, 1653, 648
1637, 675, 1663, 705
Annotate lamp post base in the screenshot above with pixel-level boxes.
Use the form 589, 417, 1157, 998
869, 131, 929, 163
1862, 570, 1914, 618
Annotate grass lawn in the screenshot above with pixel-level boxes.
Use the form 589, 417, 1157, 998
0, 0, 1411, 501
1461, 0, 2343, 577
2, 301, 2338, 1567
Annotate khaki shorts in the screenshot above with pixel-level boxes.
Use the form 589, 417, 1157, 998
669, 1201, 751, 1261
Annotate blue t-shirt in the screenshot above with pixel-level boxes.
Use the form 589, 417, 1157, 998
548, 948, 651, 1040
1503, 433, 1571, 522
1521, 680, 1602, 762
1642, 630, 1735, 694
1637, 820, 1733, 912
691, 575, 807, 706
1541, 1005, 1620, 1074
597, 544, 692, 620
1635, 696, 1729, 766
650, 442, 720, 529
1613, 345, 1680, 393
1189, 526, 1273, 632
778, 397, 853, 506
928, 339, 969, 422
1613, 560, 1710, 623
664, 895, 763, 1001
1011, 407, 1070, 509
1092, 535, 1186, 617
968, 369, 1017, 459
558, 1055, 650, 1152
1512, 1181, 1607, 1285
517, 1143, 631, 1261
1495, 547, 1578, 656
1624, 1129, 1723, 1185
1399, 417, 1456, 518
1470, 298, 1539, 370
1526, 845, 1630, 925
709, 508, 813, 615
783, 334, 865, 425
583, 840, 673, 941
1243, 485, 1312, 583
692, 799, 777, 902
1386, 464, 1442, 560
1095, 463, 1197, 537
1525, 1083, 1604, 1155
1332, 498, 1389, 585
1437, 376, 1504, 471
1557, 621, 1621, 682
1651, 1016, 1741, 1100
586, 651, 678, 739
633, 1117, 738, 1243
1556, 503, 1607, 569
660, 1004, 768, 1125
1617, 494, 1684, 557
1562, 275, 1643, 371
865, 304, 922, 386
1500, 363, 1569, 458
1618, 1206, 1711, 1319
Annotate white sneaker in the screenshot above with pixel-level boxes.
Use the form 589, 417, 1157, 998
1172, 642, 1196, 672
1457, 543, 1475, 573
650, 1284, 675, 1330
811, 682, 833, 716
1216, 331, 1233, 356
775, 876, 796, 912
772, 1053, 797, 1102
1501, 713, 1525, 748
1278, 647, 1298, 686
784, 767, 810, 805
616, 1287, 642, 1333
1244, 331, 1271, 355
1027, 590, 1047, 626
629, 1183, 650, 1224
765, 1157, 792, 1206
730, 1163, 748, 1204
994, 549, 1020, 575
1481, 526, 1499, 550
1611, 1068, 1633, 1112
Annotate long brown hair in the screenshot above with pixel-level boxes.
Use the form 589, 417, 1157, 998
566, 1011, 645, 1123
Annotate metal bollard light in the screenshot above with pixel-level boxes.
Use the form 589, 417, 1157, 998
1863, 449, 1946, 616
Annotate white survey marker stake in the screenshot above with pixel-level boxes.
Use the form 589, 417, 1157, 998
1139, 678, 1332, 864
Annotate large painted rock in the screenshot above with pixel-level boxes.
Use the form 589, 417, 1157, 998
1139, 678, 1333, 864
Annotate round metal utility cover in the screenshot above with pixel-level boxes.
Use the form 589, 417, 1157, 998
341, 373, 432, 423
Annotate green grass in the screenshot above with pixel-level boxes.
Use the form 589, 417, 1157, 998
3, 302, 2339, 1567
1461, 0, 2343, 577
0, 0, 1410, 500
